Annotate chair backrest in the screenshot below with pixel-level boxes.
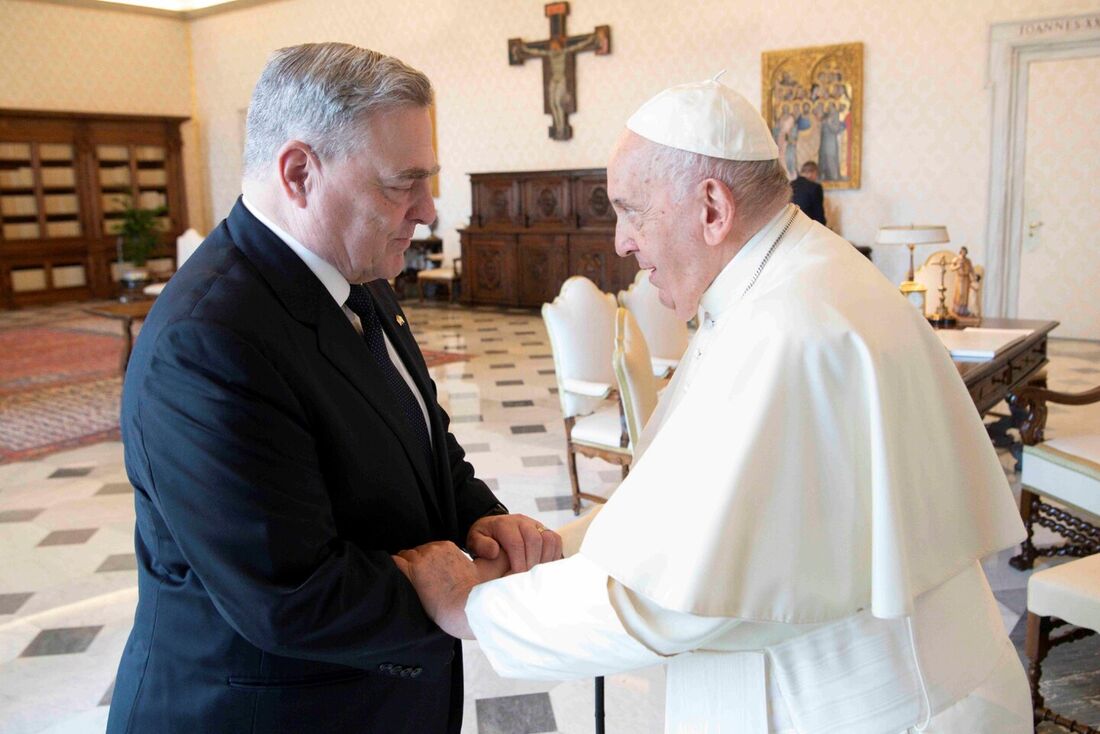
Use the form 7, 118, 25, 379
613, 307, 659, 450
176, 228, 204, 269
913, 249, 984, 319
618, 269, 690, 362
542, 276, 617, 419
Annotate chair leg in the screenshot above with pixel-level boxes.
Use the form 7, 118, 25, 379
567, 443, 582, 515
1025, 612, 1051, 722
419, 280, 426, 302
1010, 488, 1040, 570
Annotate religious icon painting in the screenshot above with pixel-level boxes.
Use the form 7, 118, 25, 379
762, 42, 863, 190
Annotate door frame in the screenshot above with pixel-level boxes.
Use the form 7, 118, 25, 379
984, 13, 1100, 318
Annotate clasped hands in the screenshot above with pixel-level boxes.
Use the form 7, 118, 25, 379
392, 513, 562, 639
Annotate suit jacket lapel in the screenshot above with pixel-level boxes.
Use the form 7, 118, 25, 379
226, 199, 441, 523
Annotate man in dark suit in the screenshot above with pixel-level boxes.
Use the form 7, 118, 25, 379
790, 160, 827, 225
106, 43, 560, 734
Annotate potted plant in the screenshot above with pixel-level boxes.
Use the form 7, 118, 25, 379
113, 197, 167, 296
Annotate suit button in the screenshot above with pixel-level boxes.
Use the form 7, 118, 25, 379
410, 667, 423, 678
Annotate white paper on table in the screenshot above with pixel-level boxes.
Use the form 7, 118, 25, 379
936, 327, 1033, 361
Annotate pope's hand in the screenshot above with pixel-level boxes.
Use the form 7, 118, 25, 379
467, 513, 563, 573
392, 542, 509, 639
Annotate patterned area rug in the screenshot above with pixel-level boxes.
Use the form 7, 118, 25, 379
0, 327, 125, 463
0, 324, 470, 464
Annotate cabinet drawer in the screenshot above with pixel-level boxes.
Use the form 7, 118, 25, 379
517, 235, 568, 307
464, 235, 517, 304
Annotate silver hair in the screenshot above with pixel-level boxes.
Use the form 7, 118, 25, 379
646, 143, 792, 223
243, 42, 432, 177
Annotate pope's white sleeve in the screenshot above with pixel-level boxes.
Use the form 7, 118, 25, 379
465, 554, 741, 680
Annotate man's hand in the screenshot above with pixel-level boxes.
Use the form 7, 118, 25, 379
392, 542, 510, 639
467, 513, 563, 573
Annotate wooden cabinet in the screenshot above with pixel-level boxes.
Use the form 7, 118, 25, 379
465, 235, 516, 305
517, 234, 568, 306
0, 109, 188, 308
459, 168, 634, 307
522, 177, 572, 229
472, 177, 521, 229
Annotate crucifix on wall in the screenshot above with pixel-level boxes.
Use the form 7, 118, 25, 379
508, 2, 611, 141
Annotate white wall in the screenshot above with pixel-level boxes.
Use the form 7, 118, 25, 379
8, 0, 1098, 285
0, 0, 207, 232
186, 0, 1100, 283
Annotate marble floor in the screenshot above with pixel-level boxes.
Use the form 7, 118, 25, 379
0, 300, 1098, 734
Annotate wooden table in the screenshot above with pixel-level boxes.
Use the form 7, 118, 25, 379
84, 299, 156, 375
949, 318, 1058, 418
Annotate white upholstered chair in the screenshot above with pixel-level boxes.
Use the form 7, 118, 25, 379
543, 276, 630, 514
416, 256, 461, 302
1025, 553, 1100, 733
1008, 384, 1100, 570
617, 269, 690, 378
143, 228, 204, 296
613, 307, 660, 451
913, 248, 984, 321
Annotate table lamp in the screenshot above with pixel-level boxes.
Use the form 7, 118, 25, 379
874, 225, 950, 313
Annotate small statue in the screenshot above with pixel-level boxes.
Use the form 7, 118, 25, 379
949, 246, 980, 318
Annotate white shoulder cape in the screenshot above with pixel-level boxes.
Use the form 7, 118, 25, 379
581, 216, 1025, 622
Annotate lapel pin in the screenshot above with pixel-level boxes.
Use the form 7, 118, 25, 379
396, 315, 406, 326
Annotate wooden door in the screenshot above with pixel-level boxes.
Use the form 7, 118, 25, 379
574, 175, 616, 229
522, 176, 572, 229
517, 234, 567, 306
569, 234, 617, 292
473, 178, 522, 229
464, 234, 517, 305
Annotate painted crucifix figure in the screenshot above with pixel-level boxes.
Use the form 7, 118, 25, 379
509, 2, 611, 141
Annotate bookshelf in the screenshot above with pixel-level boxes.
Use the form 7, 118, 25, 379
0, 110, 189, 308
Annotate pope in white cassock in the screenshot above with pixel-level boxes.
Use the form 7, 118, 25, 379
396, 78, 1033, 733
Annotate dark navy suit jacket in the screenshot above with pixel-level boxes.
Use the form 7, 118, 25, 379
791, 175, 827, 226
107, 199, 500, 733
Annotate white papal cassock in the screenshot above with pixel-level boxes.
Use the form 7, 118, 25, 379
467, 206, 1032, 733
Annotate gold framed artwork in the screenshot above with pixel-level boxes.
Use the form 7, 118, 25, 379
762, 42, 863, 190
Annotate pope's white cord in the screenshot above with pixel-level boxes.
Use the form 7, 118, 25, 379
906, 616, 932, 732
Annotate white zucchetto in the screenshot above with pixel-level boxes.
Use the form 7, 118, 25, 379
627, 76, 779, 161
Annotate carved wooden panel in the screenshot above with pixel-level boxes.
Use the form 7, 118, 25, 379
517, 234, 567, 306
574, 174, 616, 228
473, 178, 522, 228
461, 169, 617, 306
569, 234, 615, 292
522, 176, 572, 228
464, 234, 516, 304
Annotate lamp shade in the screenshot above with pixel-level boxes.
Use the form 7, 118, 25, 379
875, 225, 950, 245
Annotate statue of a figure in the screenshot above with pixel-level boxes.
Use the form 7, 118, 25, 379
948, 246, 979, 317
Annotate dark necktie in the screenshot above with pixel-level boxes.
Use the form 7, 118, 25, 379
345, 284, 432, 463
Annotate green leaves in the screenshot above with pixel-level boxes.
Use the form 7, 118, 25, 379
113, 195, 167, 266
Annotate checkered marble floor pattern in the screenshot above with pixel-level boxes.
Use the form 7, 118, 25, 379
0, 300, 1097, 734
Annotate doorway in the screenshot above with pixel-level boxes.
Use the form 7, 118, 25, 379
985, 14, 1100, 340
